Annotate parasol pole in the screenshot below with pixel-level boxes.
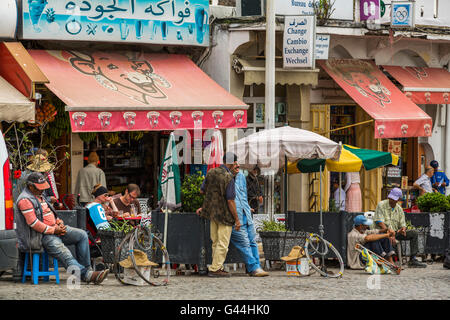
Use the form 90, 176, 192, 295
339, 141, 342, 212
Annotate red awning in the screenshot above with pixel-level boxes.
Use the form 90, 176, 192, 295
318, 59, 432, 139
28, 50, 248, 132
383, 65, 450, 104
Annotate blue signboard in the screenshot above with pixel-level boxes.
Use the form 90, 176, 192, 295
391, 1, 414, 28
23, 0, 210, 46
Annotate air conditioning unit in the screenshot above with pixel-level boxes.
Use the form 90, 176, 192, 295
237, 0, 265, 16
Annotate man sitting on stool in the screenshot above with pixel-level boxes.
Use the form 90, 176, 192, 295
347, 215, 395, 269
374, 188, 427, 268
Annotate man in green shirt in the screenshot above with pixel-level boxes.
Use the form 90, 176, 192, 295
374, 188, 427, 268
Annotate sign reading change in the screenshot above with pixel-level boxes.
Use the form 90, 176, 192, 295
283, 15, 316, 68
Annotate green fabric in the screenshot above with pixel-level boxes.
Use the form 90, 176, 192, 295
343, 145, 393, 171
296, 159, 326, 173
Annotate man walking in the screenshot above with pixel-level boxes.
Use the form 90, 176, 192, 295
75, 152, 107, 206
373, 188, 427, 268
231, 171, 268, 277
413, 167, 436, 195
197, 152, 241, 277
430, 160, 449, 195
15, 172, 109, 284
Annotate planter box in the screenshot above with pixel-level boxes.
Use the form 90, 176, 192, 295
97, 230, 127, 264
259, 231, 305, 261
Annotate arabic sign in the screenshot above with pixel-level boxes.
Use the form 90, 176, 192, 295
283, 16, 315, 69
360, 0, 380, 21
391, 1, 414, 28
315, 34, 329, 60
388, 139, 401, 156
22, 0, 210, 46
276, 0, 315, 15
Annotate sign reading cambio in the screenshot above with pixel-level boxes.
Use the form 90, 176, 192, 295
283, 16, 316, 68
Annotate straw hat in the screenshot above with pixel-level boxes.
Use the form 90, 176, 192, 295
119, 249, 158, 268
27, 154, 54, 173
281, 246, 305, 262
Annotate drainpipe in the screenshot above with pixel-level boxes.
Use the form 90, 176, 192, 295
445, 104, 450, 195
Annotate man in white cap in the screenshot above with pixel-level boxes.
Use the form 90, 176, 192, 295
347, 215, 395, 269
373, 188, 427, 268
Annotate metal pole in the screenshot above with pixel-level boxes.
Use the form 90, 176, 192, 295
265, 0, 276, 221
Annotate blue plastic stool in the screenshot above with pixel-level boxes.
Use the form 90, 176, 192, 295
22, 250, 60, 284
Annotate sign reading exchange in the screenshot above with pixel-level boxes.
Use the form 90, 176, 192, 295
22, 0, 210, 46
283, 15, 316, 68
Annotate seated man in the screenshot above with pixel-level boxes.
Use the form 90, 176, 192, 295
413, 167, 436, 195
347, 215, 395, 270
86, 184, 117, 230
112, 184, 142, 217
374, 188, 427, 268
15, 172, 109, 284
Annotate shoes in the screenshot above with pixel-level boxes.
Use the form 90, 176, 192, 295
408, 259, 427, 268
249, 268, 269, 277
207, 269, 231, 277
87, 269, 110, 284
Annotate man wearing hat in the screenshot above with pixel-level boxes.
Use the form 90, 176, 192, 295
15, 172, 109, 284
373, 188, 427, 268
196, 152, 241, 277
75, 152, 107, 206
347, 215, 395, 269
430, 160, 449, 195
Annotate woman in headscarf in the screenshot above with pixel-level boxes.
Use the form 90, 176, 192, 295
230, 171, 268, 277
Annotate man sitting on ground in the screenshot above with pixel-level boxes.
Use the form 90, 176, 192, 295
347, 215, 395, 270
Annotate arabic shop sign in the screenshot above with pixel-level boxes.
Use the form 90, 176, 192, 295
315, 34, 329, 60
283, 16, 316, 69
22, 0, 210, 46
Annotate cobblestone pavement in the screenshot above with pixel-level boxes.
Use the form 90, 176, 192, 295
0, 263, 449, 300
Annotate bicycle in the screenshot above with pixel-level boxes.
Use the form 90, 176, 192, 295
289, 230, 344, 278
113, 217, 171, 286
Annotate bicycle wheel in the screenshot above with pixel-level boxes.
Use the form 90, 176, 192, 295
113, 231, 134, 285
304, 233, 344, 278
129, 226, 170, 286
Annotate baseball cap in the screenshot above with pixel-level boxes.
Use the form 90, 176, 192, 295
430, 160, 439, 168
27, 172, 50, 190
353, 215, 373, 226
388, 187, 403, 201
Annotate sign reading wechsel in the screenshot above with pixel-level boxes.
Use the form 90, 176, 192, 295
283, 16, 315, 68
22, 0, 210, 47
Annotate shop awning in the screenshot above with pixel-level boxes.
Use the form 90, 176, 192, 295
232, 57, 319, 86
382, 65, 450, 104
318, 59, 432, 139
0, 42, 48, 99
28, 50, 248, 132
0, 75, 35, 122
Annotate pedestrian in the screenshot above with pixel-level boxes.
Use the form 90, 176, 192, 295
347, 215, 396, 269
345, 171, 361, 212
231, 171, 268, 277
246, 166, 263, 215
196, 152, 241, 277
15, 172, 109, 284
430, 160, 449, 195
373, 188, 427, 268
332, 179, 346, 211
413, 167, 436, 195
74, 152, 107, 206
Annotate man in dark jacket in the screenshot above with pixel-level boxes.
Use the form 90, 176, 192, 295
196, 152, 241, 277
246, 166, 263, 215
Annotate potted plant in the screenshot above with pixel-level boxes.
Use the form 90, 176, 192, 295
180, 172, 205, 213
97, 220, 135, 264
258, 220, 305, 261
417, 192, 450, 213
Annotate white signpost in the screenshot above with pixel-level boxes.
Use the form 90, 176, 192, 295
283, 15, 316, 68
315, 34, 330, 60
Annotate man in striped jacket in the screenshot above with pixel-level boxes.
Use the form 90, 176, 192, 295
15, 172, 109, 284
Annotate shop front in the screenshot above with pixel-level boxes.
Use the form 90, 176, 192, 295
28, 49, 248, 202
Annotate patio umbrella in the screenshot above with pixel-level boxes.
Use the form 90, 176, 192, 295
286, 144, 399, 174
206, 129, 224, 172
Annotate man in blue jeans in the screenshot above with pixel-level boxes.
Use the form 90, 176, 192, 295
230, 171, 268, 277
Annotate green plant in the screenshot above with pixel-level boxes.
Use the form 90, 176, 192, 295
105, 220, 134, 234
313, 0, 336, 25
329, 198, 339, 213
417, 192, 450, 213
181, 172, 205, 212
259, 220, 287, 232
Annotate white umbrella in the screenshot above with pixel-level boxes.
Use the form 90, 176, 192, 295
228, 126, 341, 170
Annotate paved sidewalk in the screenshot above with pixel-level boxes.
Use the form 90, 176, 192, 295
0, 263, 449, 300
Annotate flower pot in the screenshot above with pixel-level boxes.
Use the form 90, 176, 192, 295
97, 230, 127, 264
259, 231, 305, 261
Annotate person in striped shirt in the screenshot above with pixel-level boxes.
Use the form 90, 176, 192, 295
16, 172, 109, 284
